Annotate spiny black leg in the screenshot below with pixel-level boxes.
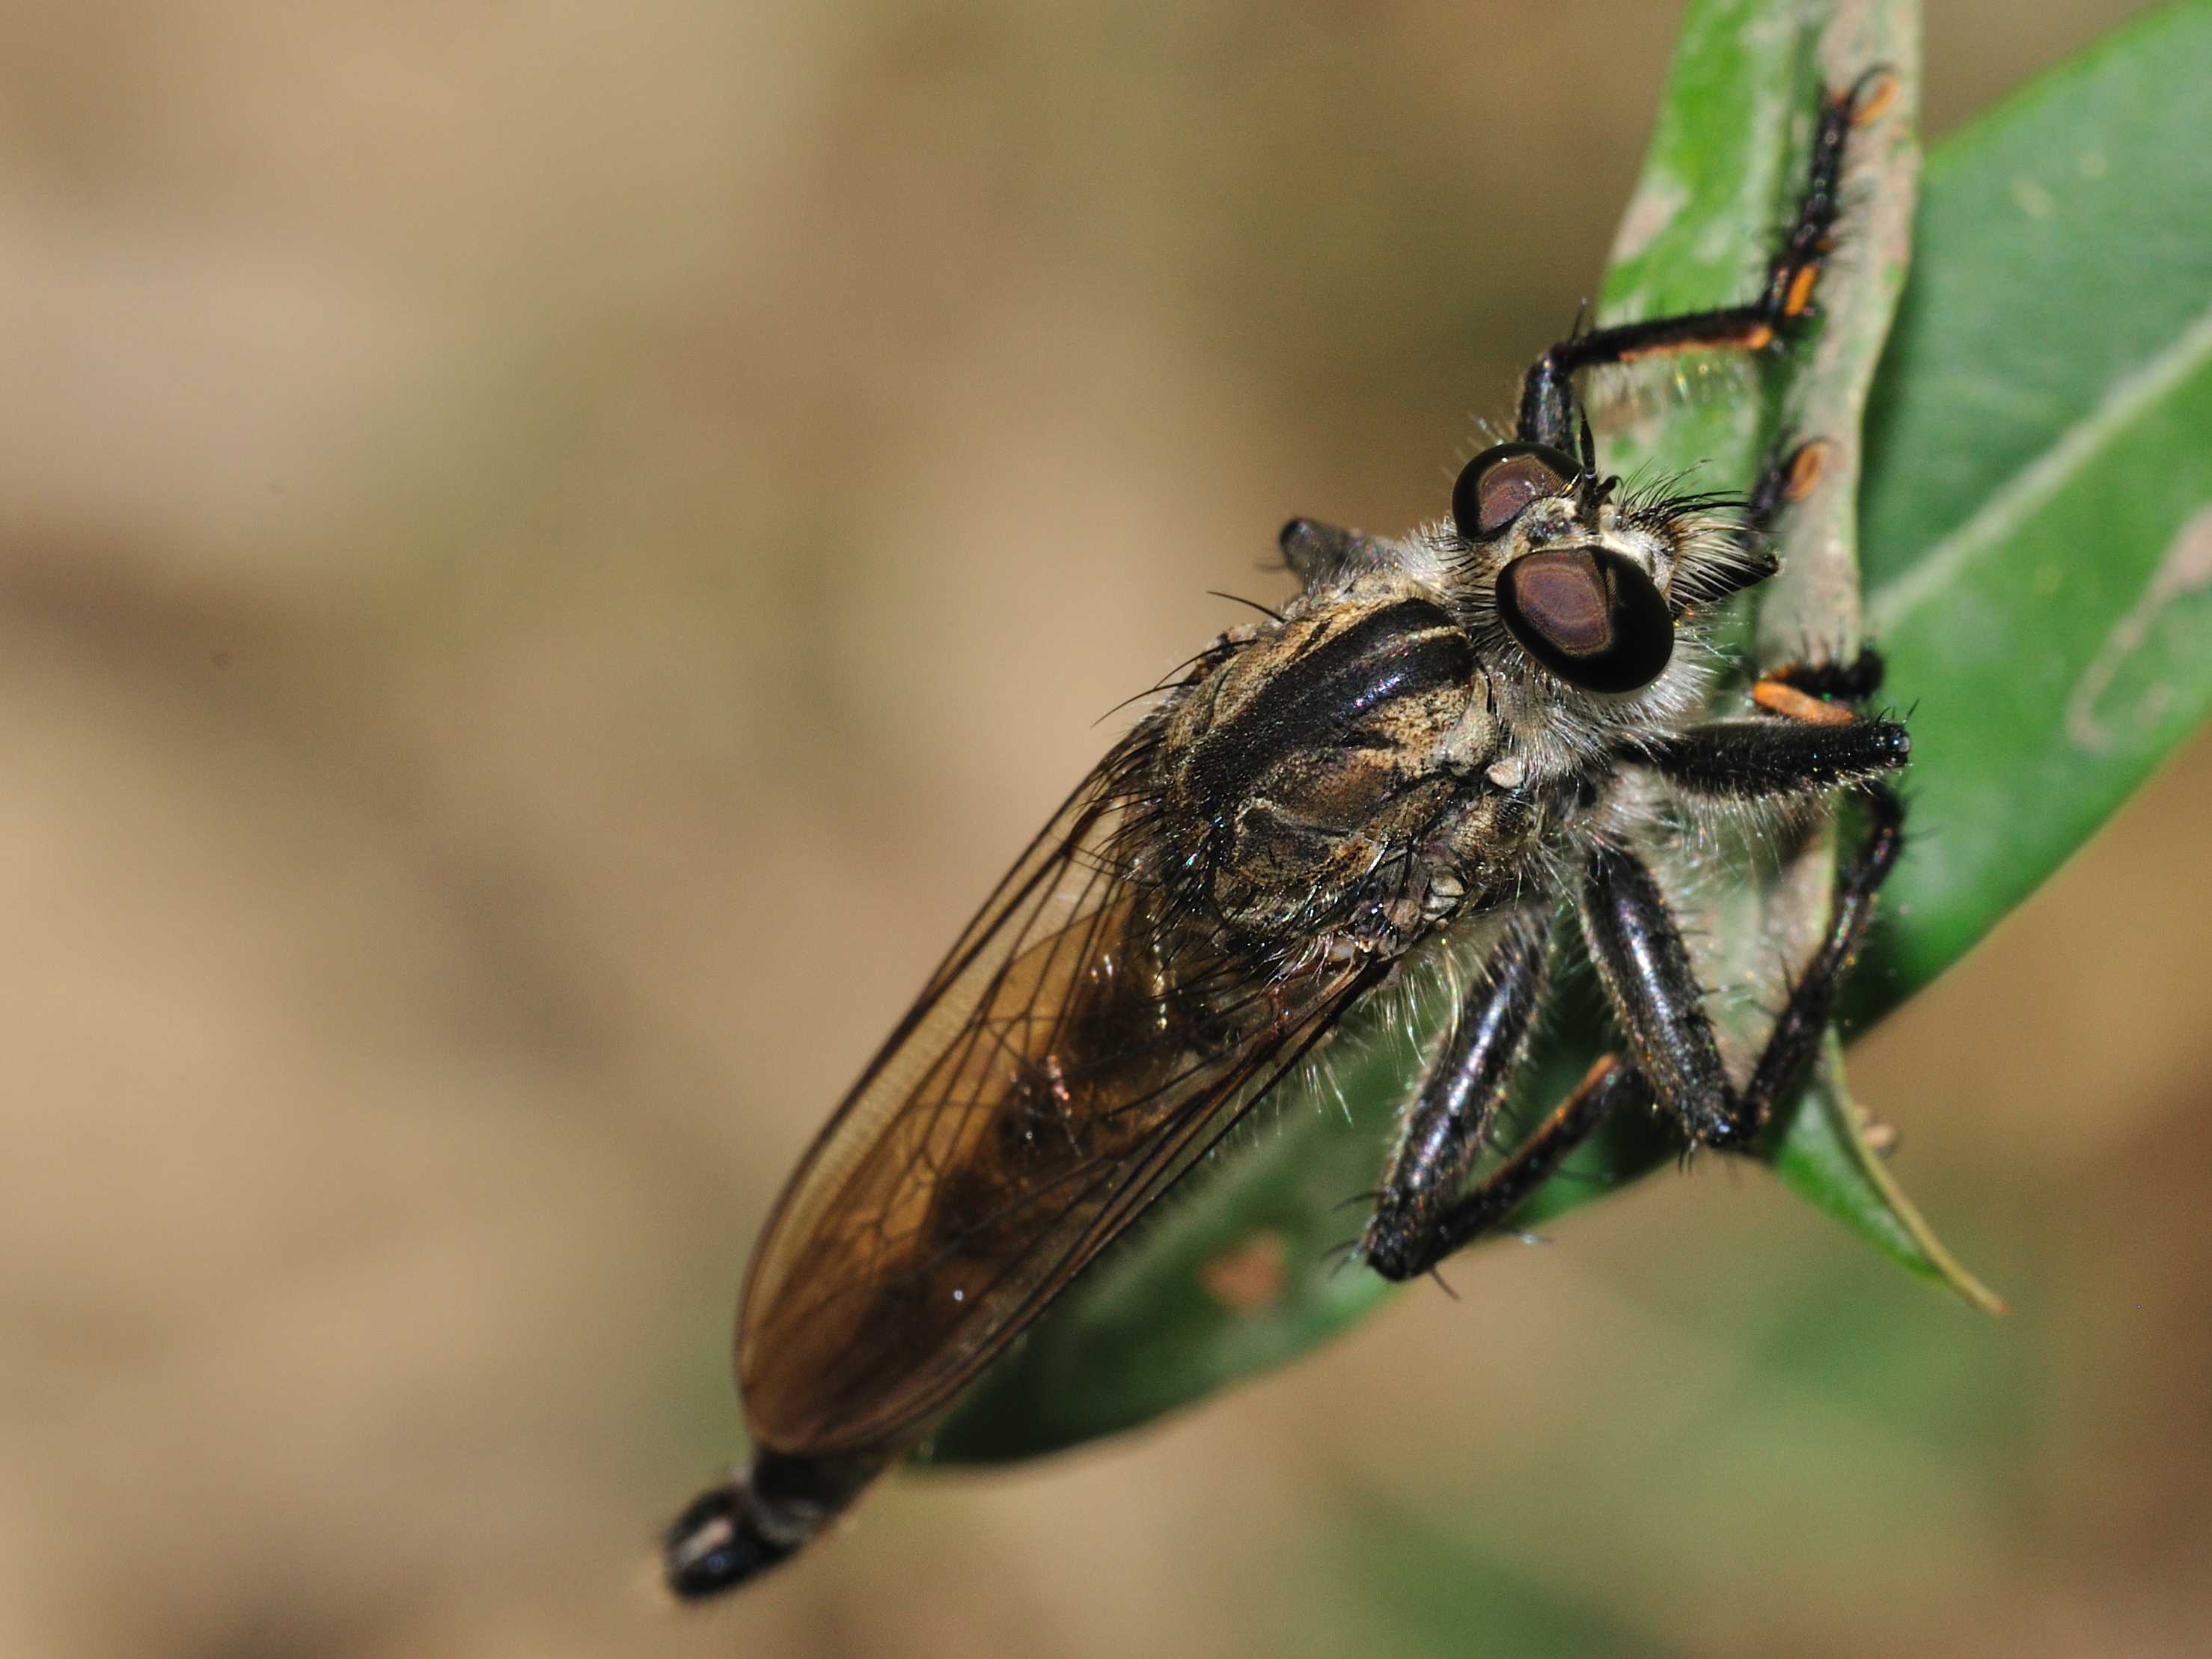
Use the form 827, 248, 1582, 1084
1577, 786, 1908, 1152
1519, 307, 1775, 452
1362, 910, 1553, 1280
1515, 72, 1892, 450
1750, 645, 1890, 724
1737, 783, 1905, 1120
1577, 843, 1746, 1147
1744, 436, 1831, 540
1631, 715, 1909, 805
1366, 1056, 1648, 1279
1357, 793, 1905, 1276
1665, 437, 1832, 616
1761, 647, 1888, 706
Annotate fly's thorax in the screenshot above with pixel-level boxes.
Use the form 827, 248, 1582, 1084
1158, 587, 1487, 947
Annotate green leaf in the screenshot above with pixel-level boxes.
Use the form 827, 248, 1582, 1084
1854, 0, 2212, 1003
923, 0, 2212, 1464
1773, 1045, 2006, 1316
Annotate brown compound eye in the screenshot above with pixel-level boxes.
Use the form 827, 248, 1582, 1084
1496, 546, 1674, 693
1451, 442, 1578, 541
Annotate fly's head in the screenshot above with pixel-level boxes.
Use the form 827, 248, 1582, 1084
1437, 440, 1778, 764
1143, 440, 1780, 958
1449, 441, 1773, 685
1455, 442, 1680, 693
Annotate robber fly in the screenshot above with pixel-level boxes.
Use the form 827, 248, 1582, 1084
667, 70, 1907, 1598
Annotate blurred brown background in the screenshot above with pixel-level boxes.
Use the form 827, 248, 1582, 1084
4, 1, 2205, 1655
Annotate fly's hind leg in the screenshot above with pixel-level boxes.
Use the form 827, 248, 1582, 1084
1360, 909, 1553, 1280
1577, 784, 1906, 1152
1363, 1055, 1648, 1281
1736, 782, 1904, 1120
1355, 777, 1905, 1280
1516, 70, 1895, 451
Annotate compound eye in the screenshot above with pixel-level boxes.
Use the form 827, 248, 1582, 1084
1496, 546, 1674, 692
1452, 442, 1578, 542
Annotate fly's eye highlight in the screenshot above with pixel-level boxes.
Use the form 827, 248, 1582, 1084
1451, 442, 1578, 541
1496, 546, 1674, 692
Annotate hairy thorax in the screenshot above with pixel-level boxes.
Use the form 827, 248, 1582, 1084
1152, 578, 1544, 956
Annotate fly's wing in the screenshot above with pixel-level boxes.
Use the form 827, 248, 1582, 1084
737, 727, 1376, 1459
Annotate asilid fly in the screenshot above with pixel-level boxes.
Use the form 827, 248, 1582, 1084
666, 68, 1906, 1598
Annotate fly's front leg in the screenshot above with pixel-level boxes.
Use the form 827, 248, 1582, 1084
1666, 436, 1837, 615
1577, 784, 1907, 1152
1631, 627, 1907, 807
1516, 71, 1895, 450
1751, 647, 1889, 722
1361, 909, 1551, 1280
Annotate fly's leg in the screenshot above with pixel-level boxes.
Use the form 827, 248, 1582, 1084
1359, 707, 1906, 1274
1602, 632, 1904, 1145
1663, 435, 1838, 614
1633, 714, 1908, 805
1516, 71, 1895, 451
1751, 647, 1889, 721
1360, 910, 1552, 1280
1738, 783, 1904, 1118
1632, 622, 1903, 804
1577, 843, 1741, 1146
1357, 780, 1901, 1274
1363, 1056, 1649, 1281
1744, 436, 1833, 540
1576, 784, 1906, 1151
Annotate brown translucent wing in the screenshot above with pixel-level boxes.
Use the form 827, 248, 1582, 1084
737, 729, 1375, 1459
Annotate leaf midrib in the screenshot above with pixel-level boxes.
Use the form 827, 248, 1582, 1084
1869, 299, 2212, 635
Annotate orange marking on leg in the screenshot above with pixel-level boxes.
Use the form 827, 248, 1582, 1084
1753, 679, 1857, 726
1849, 72, 1899, 127
1783, 263, 1821, 318
1784, 439, 1832, 503
1613, 317, 1779, 364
